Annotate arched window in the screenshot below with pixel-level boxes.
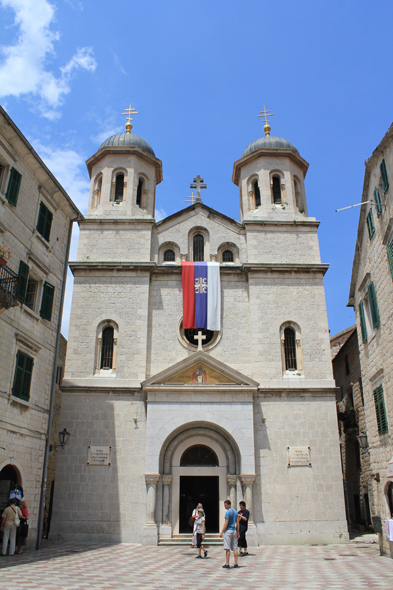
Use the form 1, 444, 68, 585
180, 445, 219, 466
193, 234, 204, 261
272, 176, 281, 204
101, 326, 114, 369
284, 327, 297, 370
164, 249, 175, 262
114, 174, 124, 201
253, 179, 261, 207
222, 250, 234, 262
136, 177, 143, 207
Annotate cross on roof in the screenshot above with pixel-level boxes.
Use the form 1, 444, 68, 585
184, 191, 196, 205
194, 330, 206, 351
258, 106, 274, 137
190, 175, 207, 203
122, 103, 138, 134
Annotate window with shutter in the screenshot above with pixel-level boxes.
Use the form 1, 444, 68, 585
374, 188, 382, 217
367, 282, 380, 329
36, 202, 53, 241
387, 238, 393, 278
12, 351, 34, 401
366, 209, 375, 239
17, 260, 29, 304
380, 159, 389, 192
358, 300, 367, 343
5, 167, 22, 206
40, 281, 55, 321
373, 384, 388, 435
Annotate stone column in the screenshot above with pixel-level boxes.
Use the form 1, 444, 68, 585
240, 474, 256, 523
95, 337, 102, 374
145, 474, 160, 524
162, 475, 172, 525
227, 475, 237, 508
112, 338, 118, 371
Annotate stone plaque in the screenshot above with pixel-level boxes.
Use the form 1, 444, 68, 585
87, 446, 111, 466
287, 446, 311, 467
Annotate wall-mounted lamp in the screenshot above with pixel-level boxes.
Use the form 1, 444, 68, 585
50, 428, 71, 451
356, 432, 369, 452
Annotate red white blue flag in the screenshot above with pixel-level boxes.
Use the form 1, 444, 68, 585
182, 262, 221, 331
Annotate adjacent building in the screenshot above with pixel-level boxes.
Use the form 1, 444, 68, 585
0, 106, 81, 547
348, 122, 393, 557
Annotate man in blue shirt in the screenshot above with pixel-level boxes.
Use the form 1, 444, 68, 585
219, 499, 239, 568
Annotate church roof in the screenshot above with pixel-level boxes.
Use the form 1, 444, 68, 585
242, 135, 299, 157
99, 133, 155, 156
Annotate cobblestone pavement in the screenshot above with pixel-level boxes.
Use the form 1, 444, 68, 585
1, 541, 393, 590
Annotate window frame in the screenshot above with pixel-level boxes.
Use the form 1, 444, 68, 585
374, 187, 382, 217
373, 384, 388, 435
5, 167, 22, 206
40, 281, 55, 321
36, 201, 53, 242
380, 159, 389, 193
12, 350, 34, 401
366, 208, 375, 240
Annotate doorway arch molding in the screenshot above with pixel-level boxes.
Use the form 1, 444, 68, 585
159, 421, 241, 475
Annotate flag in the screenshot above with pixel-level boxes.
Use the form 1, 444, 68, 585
182, 262, 221, 331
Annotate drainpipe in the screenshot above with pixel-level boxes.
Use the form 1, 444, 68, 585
36, 216, 81, 549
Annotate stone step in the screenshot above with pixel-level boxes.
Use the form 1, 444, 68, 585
158, 533, 222, 546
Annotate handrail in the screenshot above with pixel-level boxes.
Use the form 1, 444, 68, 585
0, 264, 19, 309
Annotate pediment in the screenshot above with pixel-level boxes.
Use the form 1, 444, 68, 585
142, 352, 258, 390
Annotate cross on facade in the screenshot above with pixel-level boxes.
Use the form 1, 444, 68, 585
194, 330, 206, 351
184, 191, 196, 205
190, 175, 207, 203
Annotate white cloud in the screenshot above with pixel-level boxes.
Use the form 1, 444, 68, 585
0, 0, 96, 118
155, 208, 167, 221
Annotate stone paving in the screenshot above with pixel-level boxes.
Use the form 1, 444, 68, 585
1, 541, 393, 590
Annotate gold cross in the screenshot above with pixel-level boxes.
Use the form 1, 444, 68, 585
184, 191, 196, 205
195, 277, 207, 294
122, 103, 138, 133
258, 105, 274, 125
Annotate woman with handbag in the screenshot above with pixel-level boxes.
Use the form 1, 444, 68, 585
0, 498, 22, 556
16, 500, 29, 554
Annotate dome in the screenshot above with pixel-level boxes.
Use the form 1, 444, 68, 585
242, 135, 299, 158
99, 133, 155, 157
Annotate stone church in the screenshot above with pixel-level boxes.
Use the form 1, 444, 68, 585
51, 111, 348, 545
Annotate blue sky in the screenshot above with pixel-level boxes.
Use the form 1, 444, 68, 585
1, 0, 393, 338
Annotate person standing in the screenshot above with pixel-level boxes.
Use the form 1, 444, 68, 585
190, 503, 204, 547
0, 498, 22, 556
195, 509, 208, 559
238, 501, 250, 556
16, 500, 29, 554
219, 499, 239, 569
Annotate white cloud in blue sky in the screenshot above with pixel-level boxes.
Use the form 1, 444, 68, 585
0, 0, 96, 119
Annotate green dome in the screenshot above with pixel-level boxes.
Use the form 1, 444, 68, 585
99, 133, 155, 156
242, 136, 299, 158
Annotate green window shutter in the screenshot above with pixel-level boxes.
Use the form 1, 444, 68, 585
387, 238, 393, 278
359, 300, 367, 342
36, 202, 53, 242
373, 384, 388, 435
5, 167, 22, 206
374, 187, 382, 217
366, 209, 375, 239
40, 281, 55, 321
17, 260, 29, 304
12, 351, 34, 401
380, 159, 389, 192
368, 281, 380, 328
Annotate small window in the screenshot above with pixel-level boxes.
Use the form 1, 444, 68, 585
101, 326, 114, 369
5, 167, 22, 206
272, 176, 281, 204
374, 187, 382, 217
253, 179, 261, 207
36, 202, 53, 242
40, 282, 55, 321
380, 159, 389, 192
25, 277, 38, 310
136, 177, 143, 206
358, 300, 367, 342
284, 327, 297, 370
17, 260, 29, 304
373, 384, 388, 435
164, 249, 175, 262
366, 209, 375, 240
222, 250, 234, 263
193, 234, 204, 262
114, 174, 124, 201
12, 351, 34, 401
344, 354, 350, 375
367, 281, 380, 329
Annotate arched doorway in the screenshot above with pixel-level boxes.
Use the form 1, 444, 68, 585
0, 464, 21, 511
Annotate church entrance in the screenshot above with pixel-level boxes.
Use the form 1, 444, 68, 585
179, 476, 219, 533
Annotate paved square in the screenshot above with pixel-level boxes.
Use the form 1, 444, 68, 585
1, 541, 393, 589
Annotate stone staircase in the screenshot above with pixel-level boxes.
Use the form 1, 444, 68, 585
158, 533, 221, 546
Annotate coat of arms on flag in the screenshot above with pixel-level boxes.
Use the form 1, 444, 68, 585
181, 262, 221, 331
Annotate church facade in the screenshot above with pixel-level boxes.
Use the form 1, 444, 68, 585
51, 115, 348, 545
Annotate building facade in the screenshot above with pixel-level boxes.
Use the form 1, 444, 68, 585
0, 106, 81, 547
348, 123, 393, 557
51, 118, 348, 546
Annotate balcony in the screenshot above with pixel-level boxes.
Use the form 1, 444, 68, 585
0, 264, 19, 310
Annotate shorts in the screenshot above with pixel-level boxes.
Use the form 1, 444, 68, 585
223, 529, 238, 551
196, 533, 204, 548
